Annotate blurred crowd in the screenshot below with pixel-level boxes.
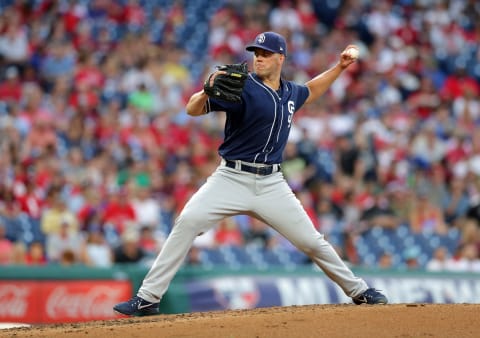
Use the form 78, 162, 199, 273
0, 0, 480, 272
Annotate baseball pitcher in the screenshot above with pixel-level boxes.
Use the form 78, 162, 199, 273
114, 31, 387, 316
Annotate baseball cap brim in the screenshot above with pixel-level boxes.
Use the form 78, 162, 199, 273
245, 44, 279, 54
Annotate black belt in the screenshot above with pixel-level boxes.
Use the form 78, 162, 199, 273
224, 160, 281, 176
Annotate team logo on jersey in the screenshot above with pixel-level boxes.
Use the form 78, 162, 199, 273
257, 34, 266, 44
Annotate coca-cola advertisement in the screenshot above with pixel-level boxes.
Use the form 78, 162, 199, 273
0, 280, 132, 324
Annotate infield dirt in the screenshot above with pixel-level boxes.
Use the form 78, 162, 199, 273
0, 304, 478, 338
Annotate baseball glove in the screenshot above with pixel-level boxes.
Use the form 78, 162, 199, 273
203, 62, 248, 103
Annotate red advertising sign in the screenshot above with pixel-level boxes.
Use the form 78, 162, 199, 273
0, 280, 132, 324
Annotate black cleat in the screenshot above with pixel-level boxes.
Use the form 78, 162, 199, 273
113, 296, 160, 316
352, 288, 388, 305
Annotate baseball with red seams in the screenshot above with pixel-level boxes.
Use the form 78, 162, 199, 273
346, 46, 359, 59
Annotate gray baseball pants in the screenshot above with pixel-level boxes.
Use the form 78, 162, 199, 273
137, 161, 368, 302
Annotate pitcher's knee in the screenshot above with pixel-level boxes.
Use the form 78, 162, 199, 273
174, 208, 210, 234
295, 235, 329, 256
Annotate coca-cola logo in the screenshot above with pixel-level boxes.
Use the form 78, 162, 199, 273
46, 286, 124, 319
0, 285, 30, 317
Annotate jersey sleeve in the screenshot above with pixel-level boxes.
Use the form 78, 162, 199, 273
205, 97, 242, 114
291, 83, 310, 111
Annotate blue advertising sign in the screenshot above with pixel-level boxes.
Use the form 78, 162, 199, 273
186, 275, 480, 312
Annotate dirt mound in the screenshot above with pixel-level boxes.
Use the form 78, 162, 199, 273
1, 304, 478, 338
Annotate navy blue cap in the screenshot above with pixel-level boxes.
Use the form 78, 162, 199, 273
246, 32, 287, 56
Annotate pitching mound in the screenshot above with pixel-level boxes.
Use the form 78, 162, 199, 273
1, 304, 478, 338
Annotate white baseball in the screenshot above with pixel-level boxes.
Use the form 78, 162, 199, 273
346, 47, 359, 59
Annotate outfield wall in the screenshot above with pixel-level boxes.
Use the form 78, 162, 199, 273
0, 265, 479, 323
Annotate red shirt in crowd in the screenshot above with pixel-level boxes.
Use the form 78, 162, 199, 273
101, 196, 137, 234
0, 78, 22, 102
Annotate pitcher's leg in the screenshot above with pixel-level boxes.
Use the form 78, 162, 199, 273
137, 206, 213, 302
138, 168, 252, 302
254, 174, 368, 298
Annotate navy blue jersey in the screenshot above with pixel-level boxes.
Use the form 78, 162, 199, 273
205, 73, 309, 164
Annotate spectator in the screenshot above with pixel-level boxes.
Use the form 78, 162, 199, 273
442, 177, 470, 224
39, 41, 76, 90
0, 9, 30, 68
0, 187, 22, 225
441, 66, 480, 101
16, 180, 44, 220
128, 83, 155, 115
359, 189, 399, 231
11, 241, 26, 265
121, 58, 157, 94
422, 162, 448, 205
243, 218, 274, 249
23, 114, 57, 156
365, 2, 402, 39
138, 225, 164, 257
68, 80, 100, 113
45, 220, 84, 263
452, 85, 480, 124
77, 185, 104, 232
387, 183, 412, 225
17, 84, 52, 139
407, 77, 441, 120
445, 243, 480, 272
426, 246, 452, 272
378, 252, 394, 269
335, 133, 361, 179
41, 193, 79, 236
73, 51, 104, 91
403, 247, 421, 270
214, 218, 244, 247
113, 229, 146, 264
131, 186, 161, 229
0, 66, 22, 103
410, 123, 447, 169
186, 246, 202, 266
281, 141, 308, 192
80, 228, 114, 268
409, 188, 449, 235
458, 219, 480, 250
101, 189, 137, 235
316, 196, 343, 236
25, 241, 47, 265
268, 0, 301, 32
124, 0, 146, 32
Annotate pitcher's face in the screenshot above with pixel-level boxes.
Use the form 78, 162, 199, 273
253, 48, 284, 79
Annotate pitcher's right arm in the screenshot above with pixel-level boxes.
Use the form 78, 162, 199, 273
186, 90, 209, 116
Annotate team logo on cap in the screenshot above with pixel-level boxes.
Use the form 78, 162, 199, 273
257, 34, 265, 44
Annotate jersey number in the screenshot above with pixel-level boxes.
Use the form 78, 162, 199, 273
287, 101, 295, 128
